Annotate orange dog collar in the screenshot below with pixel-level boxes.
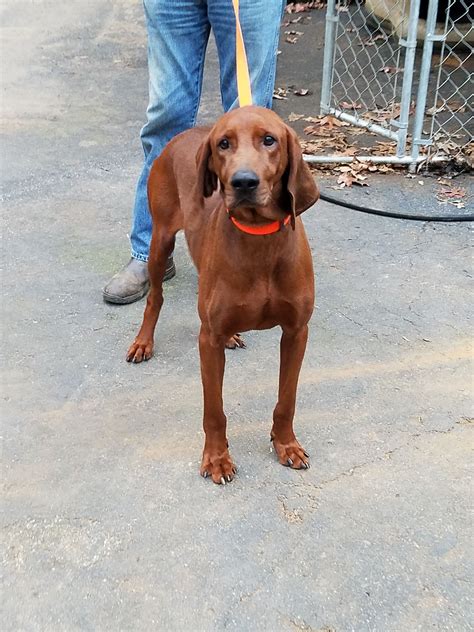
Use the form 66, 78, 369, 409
227, 211, 291, 235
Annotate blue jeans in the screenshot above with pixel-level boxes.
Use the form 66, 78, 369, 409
130, 0, 285, 262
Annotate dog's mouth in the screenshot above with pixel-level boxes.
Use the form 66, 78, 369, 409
224, 187, 271, 211
229, 196, 257, 209
226, 196, 288, 226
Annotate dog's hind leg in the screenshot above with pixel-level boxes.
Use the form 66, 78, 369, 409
225, 334, 246, 349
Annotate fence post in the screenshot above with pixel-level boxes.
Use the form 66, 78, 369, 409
410, 0, 442, 170
320, 0, 338, 115
395, 0, 422, 158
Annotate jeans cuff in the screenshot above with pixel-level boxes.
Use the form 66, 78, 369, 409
131, 250, 149, 263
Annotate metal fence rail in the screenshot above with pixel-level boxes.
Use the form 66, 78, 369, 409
308, 0, 473, 167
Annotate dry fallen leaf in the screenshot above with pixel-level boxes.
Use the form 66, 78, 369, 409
427, 100, 467, 116
427, 104, 444, 116
294, 88, 312, 96
359, 33, 386, 46
436, 185, 467, 208
340, 101, 362, 110
437, 186, 466, 198
335, 171, 369, 188
300, 141, 321, 154
341, 146, 359, 156
432, 53, 463, 69
273, 87, 288, 100
316, 115, 348, 130
283, 14, 313, 26
336, 172, 356, 188
379, 66, 403, 74
332, 161, 371, 188
288, 112, 306, 122
372, 140, 397, 155
364, 102, 414, 123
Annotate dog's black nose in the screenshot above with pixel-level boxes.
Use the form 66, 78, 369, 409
231, 170, 260, 191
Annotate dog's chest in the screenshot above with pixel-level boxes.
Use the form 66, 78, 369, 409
202, 273, 313, 333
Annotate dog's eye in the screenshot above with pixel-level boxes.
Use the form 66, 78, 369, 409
263, 135, 276, 147
218, 138, 230, 150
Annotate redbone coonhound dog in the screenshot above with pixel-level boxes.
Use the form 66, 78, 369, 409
126, 105, 319, 484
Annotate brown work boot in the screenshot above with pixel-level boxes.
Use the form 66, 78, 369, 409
102, 256, 176, 305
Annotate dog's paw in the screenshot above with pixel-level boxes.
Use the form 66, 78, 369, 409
200, 449, 237, 485
225, 333, 246, 349
126, 339, 154, 363
271, 435, 309, 470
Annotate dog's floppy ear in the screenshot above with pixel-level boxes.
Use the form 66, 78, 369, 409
196, 136, 218, 199
285, 126, 319, 229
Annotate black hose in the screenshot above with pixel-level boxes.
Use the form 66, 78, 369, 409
319, 192, 474, 223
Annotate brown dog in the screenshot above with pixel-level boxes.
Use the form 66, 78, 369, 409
126, 105, 319, 484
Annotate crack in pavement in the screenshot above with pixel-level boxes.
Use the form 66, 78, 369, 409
268, 420, 466, 499
335, 309, 382, 339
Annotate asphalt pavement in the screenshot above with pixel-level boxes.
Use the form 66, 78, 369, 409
1, 1, 472, 630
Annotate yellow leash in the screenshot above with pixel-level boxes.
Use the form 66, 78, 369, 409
232, 0, 253, 106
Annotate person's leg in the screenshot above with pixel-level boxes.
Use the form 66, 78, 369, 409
209, 0, 285, 111
131, 0, 211, 262
104, 0, 210, 304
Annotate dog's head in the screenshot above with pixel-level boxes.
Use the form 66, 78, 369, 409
196, 106, 319, 227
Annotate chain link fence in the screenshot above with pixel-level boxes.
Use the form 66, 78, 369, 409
308, 0, 473, 168
423, 0, 473, 163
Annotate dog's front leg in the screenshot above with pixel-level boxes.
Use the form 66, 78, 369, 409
271, 325, 310, 470
199, 326, 236, 484
126, 229, 176, 363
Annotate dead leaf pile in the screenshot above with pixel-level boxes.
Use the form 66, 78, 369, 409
364, 105, 396, 123
296, 113, 398, 158
285, 1, 325, 13
287, 108, 471, 187
363, 101, 415, 123
292, 113, 400, 184
334, 163, 370, 188
464, 141, 474, 158
429, 136, 473, 169
370, 140, 397, 156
